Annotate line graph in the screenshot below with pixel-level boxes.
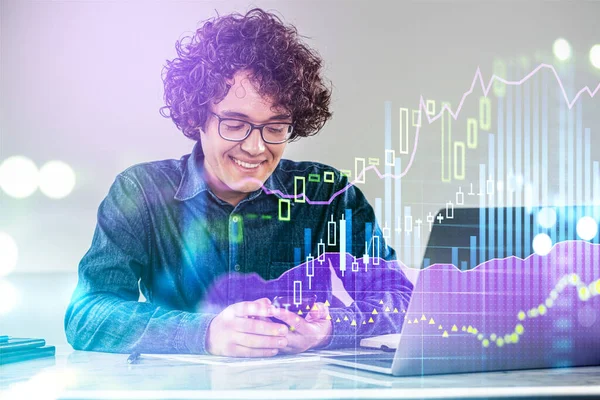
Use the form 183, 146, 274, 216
432, 273, 600, 348
326, 272, 600, 350
256, 63, 600, 205
314, 241, 600, 341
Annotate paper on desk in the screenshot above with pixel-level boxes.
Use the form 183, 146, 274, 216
140, 348, 380, 367
140, 352, 321, 367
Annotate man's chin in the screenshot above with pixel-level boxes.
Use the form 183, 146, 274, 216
231, 178, 266, 193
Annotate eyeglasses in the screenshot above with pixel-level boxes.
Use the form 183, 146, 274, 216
208, 111, 294, 144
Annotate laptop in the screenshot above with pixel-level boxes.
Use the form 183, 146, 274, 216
324, 205, 600, 376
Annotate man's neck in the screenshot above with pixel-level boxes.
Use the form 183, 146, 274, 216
213, 190, 246, 207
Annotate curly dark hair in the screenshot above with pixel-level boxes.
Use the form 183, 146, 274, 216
159, 8, 333, 143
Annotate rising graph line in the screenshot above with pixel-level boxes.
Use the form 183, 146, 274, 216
258, 63, 600, 205
433, 273, 600, 348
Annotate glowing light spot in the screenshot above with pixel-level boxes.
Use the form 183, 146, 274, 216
38, 161, 76, 199
490, 333, 497, 341
532, 233, 553, 256
550, 290, 558, 300
518, 311, 526, 320
579, 287, 591, 301
0, 156, 39, 198
515, 324, 524, 335
595, 280, 600, 294
569, 274, 579, 284
546, 298, 554, 308
496, 338, 504, 347
576, 216, 598, 241
538, 305, 547, 315
0, 280, 19, 315
537, 207, 557, 229
590, 44, 600, 69
530, 308, 539, 318
482, 339, 490, 348
477, 334, 483, 341
0, 232, 18, 277
553, 38, 572, 61
511, 333, 519, 343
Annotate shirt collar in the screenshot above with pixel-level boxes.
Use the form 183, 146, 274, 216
174, 141, 290, 202
174, 142, 209, 201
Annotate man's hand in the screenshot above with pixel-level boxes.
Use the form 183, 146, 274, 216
206, 298, 289, 357
273, 302, 333, 354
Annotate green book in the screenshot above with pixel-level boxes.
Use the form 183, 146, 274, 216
0, 338, 46, 353
0, 346, 55, 365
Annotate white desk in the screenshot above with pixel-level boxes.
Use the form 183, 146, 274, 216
1, 346, 600, 399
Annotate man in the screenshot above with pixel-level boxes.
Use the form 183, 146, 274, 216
65, 8, 412, 357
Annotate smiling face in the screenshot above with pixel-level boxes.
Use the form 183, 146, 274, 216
200, 70, 291, 206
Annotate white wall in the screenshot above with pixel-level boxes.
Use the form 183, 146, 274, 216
1, 0, 600, 274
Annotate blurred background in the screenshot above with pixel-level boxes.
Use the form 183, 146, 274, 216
1, 0, 599, 346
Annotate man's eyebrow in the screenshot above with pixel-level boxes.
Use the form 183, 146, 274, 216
220, 110, 292, 121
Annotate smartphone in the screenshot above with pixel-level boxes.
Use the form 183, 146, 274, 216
270, 294, 317, 323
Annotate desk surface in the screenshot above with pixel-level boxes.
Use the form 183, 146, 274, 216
1, 346, 600, 399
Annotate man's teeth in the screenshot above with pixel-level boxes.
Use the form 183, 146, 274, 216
233, 158, 261, 169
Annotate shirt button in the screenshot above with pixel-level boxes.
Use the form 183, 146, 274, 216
232, 216, 239, 223
234, 264, 241, 272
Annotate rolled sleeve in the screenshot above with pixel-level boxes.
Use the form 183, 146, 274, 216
64, 173, 217, 354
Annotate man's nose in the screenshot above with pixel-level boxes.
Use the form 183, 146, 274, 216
240, 127, 266, 155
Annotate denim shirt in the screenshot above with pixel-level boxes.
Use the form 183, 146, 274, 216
64, 142, 413, 354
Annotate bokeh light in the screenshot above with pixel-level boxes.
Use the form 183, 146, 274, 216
552, 38, 572, 61
3, 367, 77, 400
39, 160, 77, 199
0, 232, 18, 277
0, 156, 39, 198
576, 216, 598, 241
0, 280, 20, 315
537, 207, 557, 229
590, 44, 600, 69
532, 233, 553, 256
